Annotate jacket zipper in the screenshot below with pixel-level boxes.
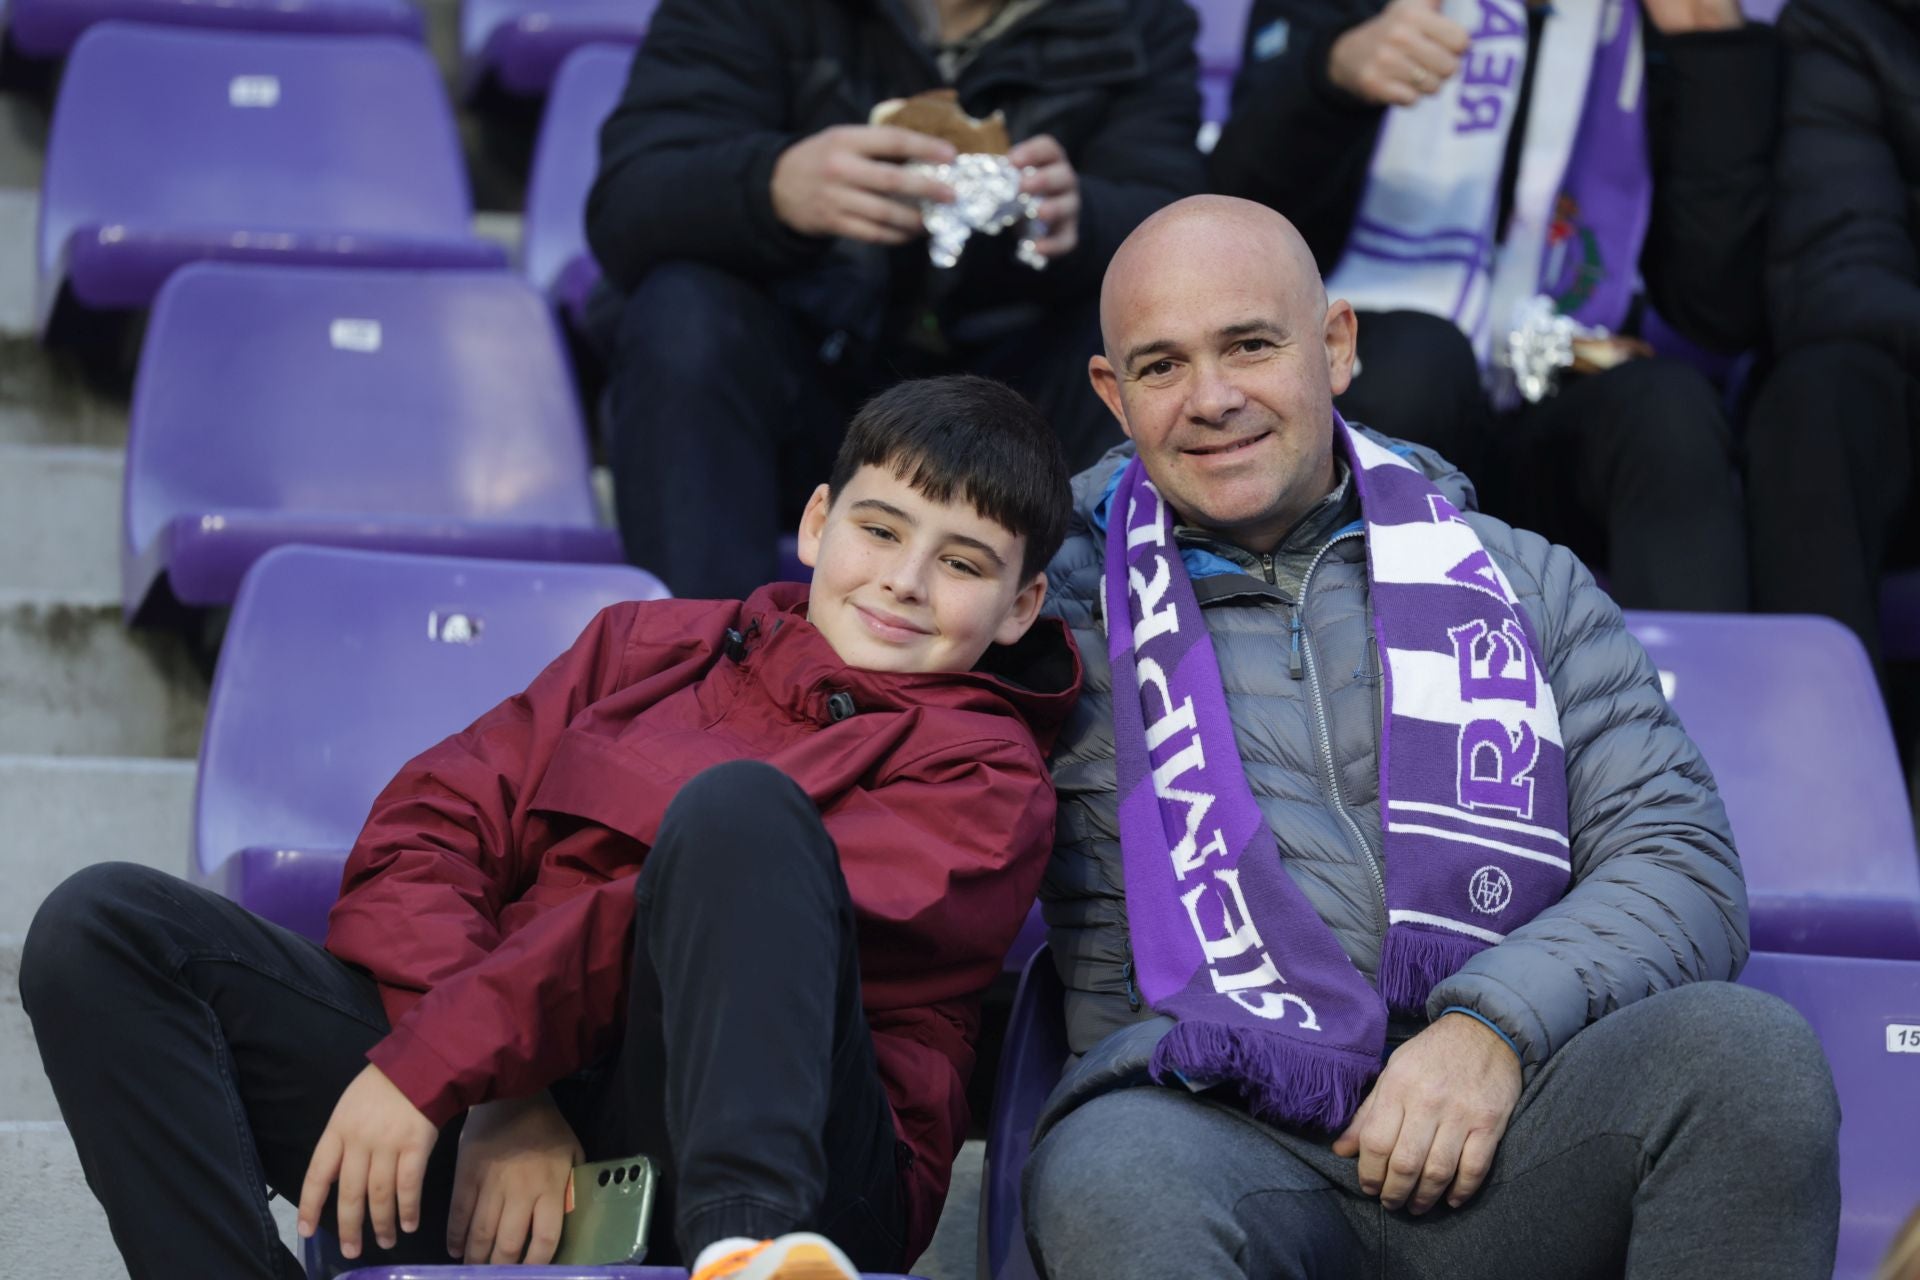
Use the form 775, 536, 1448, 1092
1294, 530, 1389, 936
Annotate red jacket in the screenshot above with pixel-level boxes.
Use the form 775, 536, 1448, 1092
324, 582, 1081, 1257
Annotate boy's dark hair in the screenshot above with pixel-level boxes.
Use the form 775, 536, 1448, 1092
829, 375, 1072, 580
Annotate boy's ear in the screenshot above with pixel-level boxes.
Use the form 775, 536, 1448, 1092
796, 484, 832, 568
994, 571, 1050, 647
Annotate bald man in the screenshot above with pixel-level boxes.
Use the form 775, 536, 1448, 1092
1024, 197, 1839, 1279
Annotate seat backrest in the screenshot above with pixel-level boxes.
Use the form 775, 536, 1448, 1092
524, 42, 635, 297
196, 545, 667, 877
125, 263, 597, 561
1623, 611, 1920, 957
983, 944, 1068, 1280
41, 24, 472, 286
1739, 951, 1920, 1277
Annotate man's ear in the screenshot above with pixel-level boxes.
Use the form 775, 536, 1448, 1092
994, 571, 1049, 646
795, 483, 832, 568
1325, 298, 1359, 397
1088, 354, 1133, 439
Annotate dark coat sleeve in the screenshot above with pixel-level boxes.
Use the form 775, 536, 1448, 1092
1765, 0, 1920, 365
1208, 0, 1387, 274
1638, 22, 1782, 354
1029, 0, 1209, 298
584, 0, 827, 292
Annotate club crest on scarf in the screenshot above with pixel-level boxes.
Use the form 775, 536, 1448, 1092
1105, 415, 1568, 1132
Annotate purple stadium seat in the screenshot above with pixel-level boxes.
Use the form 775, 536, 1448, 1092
979, 945, 1065, 1280
461, 0, 657, 99
4, 0, 420, 62
197, 545, 666, 940
1623, 612, 1920, 960
983, 946, 1920, 1280
38, 24, 503, 336
525, 42, 634, 329
1738, 951, 1920, 1279
1880, 571, 1920, 663
122, 262, 622, 622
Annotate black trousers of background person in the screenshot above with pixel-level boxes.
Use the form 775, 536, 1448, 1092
1745, 340, 1920, 669
19, 761, 906, 1280
1336, 308, 1748, 612
598, 260, 1120, 601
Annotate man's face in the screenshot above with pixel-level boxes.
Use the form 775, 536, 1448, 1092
796, 463, 1046, 673
1089, 240, 1356, 551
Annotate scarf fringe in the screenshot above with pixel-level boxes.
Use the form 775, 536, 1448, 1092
1378, 925, 1484, 1016
1150, 1021, 1379, 1133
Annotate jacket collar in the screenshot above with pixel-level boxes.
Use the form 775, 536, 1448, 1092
729, 582, 1083, 752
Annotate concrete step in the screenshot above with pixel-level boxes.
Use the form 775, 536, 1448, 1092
0, 444, 122, 599
0, 1120, 300, 1277
0, 334, 131, 447
0, 595, 207, 758
0, 933, 56, 1122
0, 756, 194, 934
922, 1137, 983, 1280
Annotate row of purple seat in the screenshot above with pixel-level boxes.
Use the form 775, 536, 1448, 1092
5, 0, 660, 99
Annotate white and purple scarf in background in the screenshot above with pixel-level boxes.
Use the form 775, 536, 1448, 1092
1325, 0, 1650, 375
1105, 417, 1569, 1131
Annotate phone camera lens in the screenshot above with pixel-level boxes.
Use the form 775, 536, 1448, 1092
597, 1169, 611, 1186
613, 1166, 626, 1183
629, 1164, 641, 1181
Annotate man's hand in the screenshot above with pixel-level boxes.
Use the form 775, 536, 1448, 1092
1331, 1012, 1521, 1214
445, 1091, 584, 1265
298, 1063, 440, 1259
1328, 0, 1471, 107
770, 124, 958, 244
1010, 134, 1081, 259
1639, 0, 1742, 33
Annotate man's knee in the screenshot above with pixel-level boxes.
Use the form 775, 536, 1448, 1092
1638, 983, 1839, 1157
21, 862, 170, 1018
1024, 1088, 1256, 1266
611, 261, 779, 382
1747, 341, 1905, 462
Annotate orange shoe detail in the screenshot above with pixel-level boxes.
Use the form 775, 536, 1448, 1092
689, 1233, 859, 1280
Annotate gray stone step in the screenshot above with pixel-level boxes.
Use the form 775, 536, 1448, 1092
0, 594, 207, 758
0, 756, 194, 934
0, 933, 56, 1122
922, 1137, 983, 1280
0, 444, 122, 598
0, 1120, 300, 1276
0, 335, 131, 447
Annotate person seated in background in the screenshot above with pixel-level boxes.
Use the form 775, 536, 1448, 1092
1744, 0, 1920, 670
584, 0, 1205, 601
1209, 0, 1778, 611
1023, 194, 1839, 1279
21, 375, 1082, 1280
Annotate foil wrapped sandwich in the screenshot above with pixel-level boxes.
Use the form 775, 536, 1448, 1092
870, 89, 1045, 271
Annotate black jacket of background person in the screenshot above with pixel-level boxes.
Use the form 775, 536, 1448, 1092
1767, 0, 1920, 369
585, 0, 1206, 354
1209, 0, 1781, 356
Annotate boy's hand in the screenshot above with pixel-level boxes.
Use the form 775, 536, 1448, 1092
298, 1063, 439, 1259
446, 1091, 584, 1265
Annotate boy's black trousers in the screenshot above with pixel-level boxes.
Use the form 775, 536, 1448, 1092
20, 761, 909, 1278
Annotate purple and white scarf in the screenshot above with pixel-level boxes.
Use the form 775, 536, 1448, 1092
1325, 0, 1649, 372
1106, 418, 1569, 1131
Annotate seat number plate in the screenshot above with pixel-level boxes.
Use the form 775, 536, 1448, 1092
329, 319, 382, 353
1889, 1024, 1920, 1054
229, 75, 281, 108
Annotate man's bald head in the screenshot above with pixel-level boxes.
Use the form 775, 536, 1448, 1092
1083, 194, 1359, 555
1099, 196, 1328, 360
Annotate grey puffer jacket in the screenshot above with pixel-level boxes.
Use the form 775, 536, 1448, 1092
1037, 432, 1747, 1133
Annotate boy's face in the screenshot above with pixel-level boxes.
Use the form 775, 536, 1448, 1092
796, 463, 1048, 674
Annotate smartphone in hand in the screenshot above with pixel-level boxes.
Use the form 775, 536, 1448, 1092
552, 1154, 657, 1265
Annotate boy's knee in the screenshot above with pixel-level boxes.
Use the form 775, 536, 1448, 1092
652, 761, 823, 880
21, 862, 165, 1015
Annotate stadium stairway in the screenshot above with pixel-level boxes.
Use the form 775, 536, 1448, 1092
0, 26, 982, 1278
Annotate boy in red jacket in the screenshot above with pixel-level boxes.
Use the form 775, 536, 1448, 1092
22, 375, 1081, 1280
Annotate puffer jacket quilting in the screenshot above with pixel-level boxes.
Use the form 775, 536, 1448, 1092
1040, 433, 1748, 1115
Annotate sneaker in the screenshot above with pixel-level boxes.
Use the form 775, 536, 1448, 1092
688, 1232, 860, 1280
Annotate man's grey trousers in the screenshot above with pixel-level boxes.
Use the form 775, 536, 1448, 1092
1025, 982, 1841, 1279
